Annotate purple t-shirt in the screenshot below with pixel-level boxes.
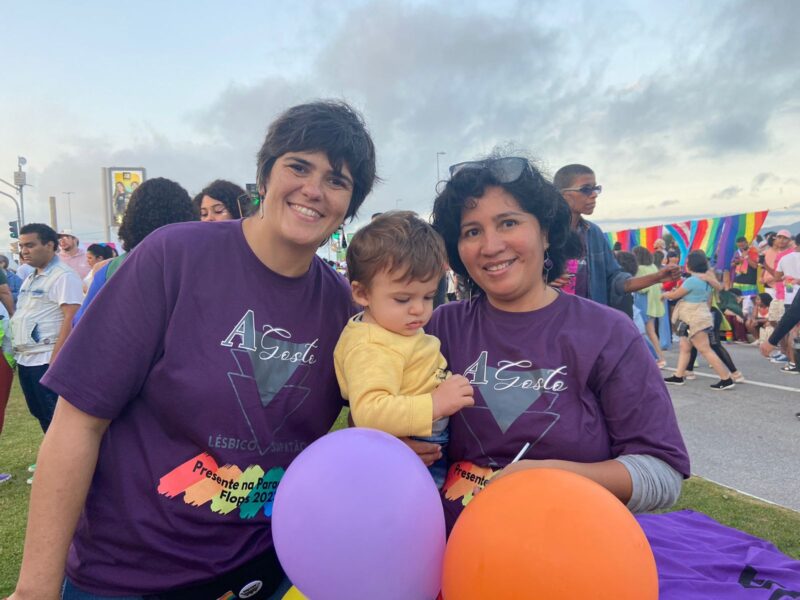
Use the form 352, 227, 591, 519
426, 292, 690, 531
42, 220, 355, 595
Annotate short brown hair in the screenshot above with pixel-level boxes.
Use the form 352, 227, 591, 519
346, 211, 446, 288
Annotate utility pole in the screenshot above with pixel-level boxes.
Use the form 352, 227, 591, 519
62, 192, 74, 229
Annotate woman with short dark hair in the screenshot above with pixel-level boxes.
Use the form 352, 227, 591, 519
11, 100, 377, 600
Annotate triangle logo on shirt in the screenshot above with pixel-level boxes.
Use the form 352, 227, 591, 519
480, 366, 557, 433
227, 342, 311, 455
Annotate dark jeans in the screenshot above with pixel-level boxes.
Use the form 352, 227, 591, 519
18, 363, 58, 433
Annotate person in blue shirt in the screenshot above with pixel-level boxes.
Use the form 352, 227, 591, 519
662, 250, 735, 390
553, 164, 680, 310
0, 255, 22, 305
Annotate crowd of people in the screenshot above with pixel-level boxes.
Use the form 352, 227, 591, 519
0, 99, 790, 599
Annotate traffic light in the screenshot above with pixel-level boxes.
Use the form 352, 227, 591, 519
8, 220, 19, 239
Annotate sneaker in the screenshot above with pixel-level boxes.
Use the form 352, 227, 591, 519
0, 473, 11, 485
769, 350, 783, 359
664, 375, 685, 386
710, 378, 735, 390
26, 476, 33, 485
781, 364, 800, 374
656, 360, 667, 369
732, 372, 745, 383
684, 372, 697, 380
27, 464, 36, 473
770, 354, 789, 364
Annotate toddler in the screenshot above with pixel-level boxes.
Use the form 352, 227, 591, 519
334, 211, 474, 487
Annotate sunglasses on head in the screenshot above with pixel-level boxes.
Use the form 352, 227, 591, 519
448, 157, 531, 183
561, 184, 602, 196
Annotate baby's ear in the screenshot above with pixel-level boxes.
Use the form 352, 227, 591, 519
350, 281, 370, 308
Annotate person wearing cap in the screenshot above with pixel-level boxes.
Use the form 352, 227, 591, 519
57, 230, 91, 279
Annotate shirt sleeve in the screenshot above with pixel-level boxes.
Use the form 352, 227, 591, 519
339, 341, 434, 438
592, 324, 691, 478
616, 454, 683, 512
42, 237, 171, 420
49, 272, 84, 306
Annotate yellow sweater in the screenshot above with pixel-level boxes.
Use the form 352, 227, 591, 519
333, 314, 448, 437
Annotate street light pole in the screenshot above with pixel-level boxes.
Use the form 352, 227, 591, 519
62, 192, 74, 229
16, 156, 27, 225
436, 151, 446, 183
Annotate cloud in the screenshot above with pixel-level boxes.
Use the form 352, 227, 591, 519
11, 0, 800, 241
750, 172, 780, 193
711, 186, 742, 201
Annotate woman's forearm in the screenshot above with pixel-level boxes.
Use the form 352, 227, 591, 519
497, 458, 633, 504
12, 399, 109, 600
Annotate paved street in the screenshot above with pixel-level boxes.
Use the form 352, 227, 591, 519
661, 343, 800, 511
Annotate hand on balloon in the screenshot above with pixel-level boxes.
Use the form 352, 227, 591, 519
399, 437, 442, 466
431, 374, 474, 420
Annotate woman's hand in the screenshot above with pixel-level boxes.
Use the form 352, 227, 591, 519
399, 437, 442, 466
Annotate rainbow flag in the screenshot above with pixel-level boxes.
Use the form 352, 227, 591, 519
607, 211, 768, 267
663, 222, 691, 263
713, 210, 769, 268
633, 225, 663, 252
606, 226, 662, 252
689, 217, 725, 258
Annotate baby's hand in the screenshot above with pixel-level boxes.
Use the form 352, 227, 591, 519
432, 374, 474, 420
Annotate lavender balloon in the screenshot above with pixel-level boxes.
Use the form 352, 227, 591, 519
272, 428, 446, 600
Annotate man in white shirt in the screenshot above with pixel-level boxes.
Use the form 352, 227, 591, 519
10, 224, 83, 435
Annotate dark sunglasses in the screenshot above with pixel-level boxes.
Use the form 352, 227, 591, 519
448, 157, 531, 182
561, 184, 602, 196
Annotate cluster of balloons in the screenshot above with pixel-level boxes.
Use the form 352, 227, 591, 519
273, 429, 657, 600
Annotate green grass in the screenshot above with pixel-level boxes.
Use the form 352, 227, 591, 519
2, 397, 798, 595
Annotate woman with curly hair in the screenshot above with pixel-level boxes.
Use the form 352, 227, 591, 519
416, 155, 689, 534
73, 177, 198, 323
193, 179, 250, 221
11, 100, 377, 600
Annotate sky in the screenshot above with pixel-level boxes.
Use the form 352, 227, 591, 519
1, 0, 798, 248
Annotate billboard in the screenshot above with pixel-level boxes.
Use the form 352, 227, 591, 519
107, 167, 146, 226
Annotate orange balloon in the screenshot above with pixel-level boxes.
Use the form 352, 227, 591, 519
442, 468, 658, 600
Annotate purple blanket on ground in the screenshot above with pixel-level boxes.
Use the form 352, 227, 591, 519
637, 510, 800, 599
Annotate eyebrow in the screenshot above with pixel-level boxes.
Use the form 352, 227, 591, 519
285, 155, 353, 187
460, 210, 526, 229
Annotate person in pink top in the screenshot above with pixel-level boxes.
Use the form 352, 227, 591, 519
57, 230, 91, 279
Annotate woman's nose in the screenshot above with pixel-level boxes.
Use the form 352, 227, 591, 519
302, 178, 323, 200
480, 230, 505, 255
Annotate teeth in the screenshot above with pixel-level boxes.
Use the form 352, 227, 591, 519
486, 260, 513, 272
291, 204, 322, 218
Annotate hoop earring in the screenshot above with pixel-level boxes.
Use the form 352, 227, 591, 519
543, 251, 553, 282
